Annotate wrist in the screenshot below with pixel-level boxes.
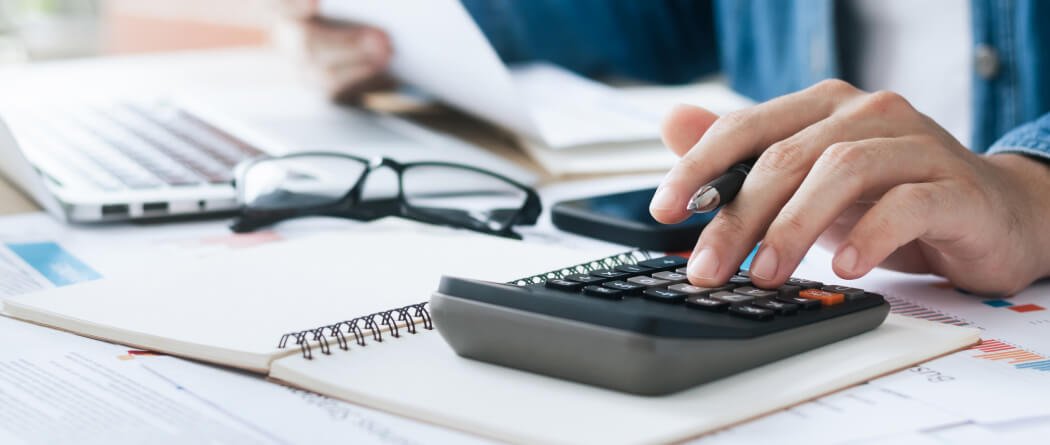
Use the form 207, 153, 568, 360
986, 153, 1050, 282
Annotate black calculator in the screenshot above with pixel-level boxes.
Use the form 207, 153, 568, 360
430, 255, 889, 396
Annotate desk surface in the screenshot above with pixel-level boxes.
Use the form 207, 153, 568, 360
0, 176, 37, 216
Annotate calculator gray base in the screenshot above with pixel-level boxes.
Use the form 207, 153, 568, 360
430, 292, 890, 396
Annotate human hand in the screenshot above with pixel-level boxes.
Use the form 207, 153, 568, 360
276, 0, 393, 101
650, 79, 1050, 296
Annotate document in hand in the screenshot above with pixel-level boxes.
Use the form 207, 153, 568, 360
2, 220, 979, 444
317, 0, 753, 175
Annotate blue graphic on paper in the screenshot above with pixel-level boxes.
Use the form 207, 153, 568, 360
6, 242, 101, 286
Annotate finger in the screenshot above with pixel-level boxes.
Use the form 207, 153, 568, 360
749, 136, 946, 287
684, 110, 888, 286
277, 0, 319, 20
304, 21, 390, 66
831, 182, 945, 279
650, 79, 862, 224
660, 104, 719, 157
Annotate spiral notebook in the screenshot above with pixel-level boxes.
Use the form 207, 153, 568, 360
2, 220, 980, 444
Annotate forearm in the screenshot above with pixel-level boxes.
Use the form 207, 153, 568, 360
460, 0, 720, 83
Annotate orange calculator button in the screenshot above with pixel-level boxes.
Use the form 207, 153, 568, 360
799, 289, 844, 306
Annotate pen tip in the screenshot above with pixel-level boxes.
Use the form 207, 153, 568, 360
689, 188, 720, 213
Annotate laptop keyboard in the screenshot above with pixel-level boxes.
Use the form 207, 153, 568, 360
8, 100, 264, 191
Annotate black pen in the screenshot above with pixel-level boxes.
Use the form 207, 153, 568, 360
686, 158, 757, 213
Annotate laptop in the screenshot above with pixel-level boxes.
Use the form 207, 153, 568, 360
0, 96, 534, 223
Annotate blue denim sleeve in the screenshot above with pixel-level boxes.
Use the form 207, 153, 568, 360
987, 112, 1050, 160
459, 0, 718, 84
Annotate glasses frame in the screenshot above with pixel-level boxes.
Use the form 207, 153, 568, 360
230, 152, 542, 239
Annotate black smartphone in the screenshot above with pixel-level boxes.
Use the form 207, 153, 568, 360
551, 187, 717, 251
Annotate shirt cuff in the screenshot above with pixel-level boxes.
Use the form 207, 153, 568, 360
986, 112, 1050, 161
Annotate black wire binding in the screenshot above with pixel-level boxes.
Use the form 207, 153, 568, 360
276, 250, 643, 359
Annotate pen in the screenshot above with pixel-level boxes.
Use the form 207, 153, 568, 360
686, 158, 757, 213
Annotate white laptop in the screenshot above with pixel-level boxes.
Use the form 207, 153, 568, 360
0, 96, 534, 223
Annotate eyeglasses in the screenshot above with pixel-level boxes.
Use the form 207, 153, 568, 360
229, 152, 542, 239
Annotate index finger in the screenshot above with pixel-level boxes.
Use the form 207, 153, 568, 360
649, 80, 862, 224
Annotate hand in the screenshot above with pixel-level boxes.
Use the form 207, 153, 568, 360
649, 79, 1050, 296
276, 0, 393, 101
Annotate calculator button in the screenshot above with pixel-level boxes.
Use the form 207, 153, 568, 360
590, 269, 629, 279
637, 256, 688, 271
786, 277, 823, 289
603, 280, 646, 295
728, 304, 774, 320
729, 275, 752, 286
710, 291, 755, 304
651, 271, 688, 283
751, 298, 799, 315
777, 284, 801, 298
676, 267, 689, 275
668, 283, 726, 295
822, 285, 865, 300
733, 286, 778, 299
583, 285, 625, 299
565, 274, 606, 284
643, 288, 687, 303
799, 289, 844, 306
615, 264, 651, 274
777, 295, 822, 310
627, 276, 670, 288
684, 296, 730, 312
546, 279, 585, 292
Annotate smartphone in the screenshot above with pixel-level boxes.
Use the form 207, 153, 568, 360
551, 187, 717, 251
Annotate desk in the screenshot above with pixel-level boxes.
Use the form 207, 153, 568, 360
0, 176, 36, 215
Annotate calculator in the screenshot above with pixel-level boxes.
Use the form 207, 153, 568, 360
430, 255, 890, 396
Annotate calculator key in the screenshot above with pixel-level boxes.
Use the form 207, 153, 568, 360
710, 291, 755, 304
643, 288, 687, 303
729, 275, 751, 286
637, 256, 688, 271
651, 271, 688, 283
545, 279, 585, 292
777, 284, 801, 299
822, 285, 865, 300
583, 285, 625, 299
751, 298, 799, 315
565, 274, 606, 284
733, 287, 778, 299
590, 269, 629, 279
615, 264, 651, 274
777, 295, 822, 310
668, 283, 727, 295
799, 289, 844, 306
728, 304, 774, 321
676, 267, 689, 275
786, 277, 823, 289
627, 276, 670, 288
603, 280, 646, 295
684, 296, 730, 312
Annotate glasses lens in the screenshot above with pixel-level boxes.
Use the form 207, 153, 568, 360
240, 155, 367, 210
402, 165, 528, 232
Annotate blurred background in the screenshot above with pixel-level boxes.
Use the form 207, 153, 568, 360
0, 0, 273, 64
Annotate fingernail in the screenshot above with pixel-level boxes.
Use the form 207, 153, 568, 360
649, 184, 677, 211
834, 244, 859, 274
688, 248, 720, 280
750, 245, 778, 280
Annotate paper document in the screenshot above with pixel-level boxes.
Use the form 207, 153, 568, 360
319, 0, 665, 149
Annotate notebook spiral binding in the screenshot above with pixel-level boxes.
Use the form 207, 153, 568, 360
277, 250, 648, 359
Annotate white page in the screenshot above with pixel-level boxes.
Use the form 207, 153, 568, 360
319, 1, 663, 149
3, 219, 617, 371
269, 315, 978, 445
318, 0, 537, 140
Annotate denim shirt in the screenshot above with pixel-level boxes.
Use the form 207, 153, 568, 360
462, 0, 1050, 158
